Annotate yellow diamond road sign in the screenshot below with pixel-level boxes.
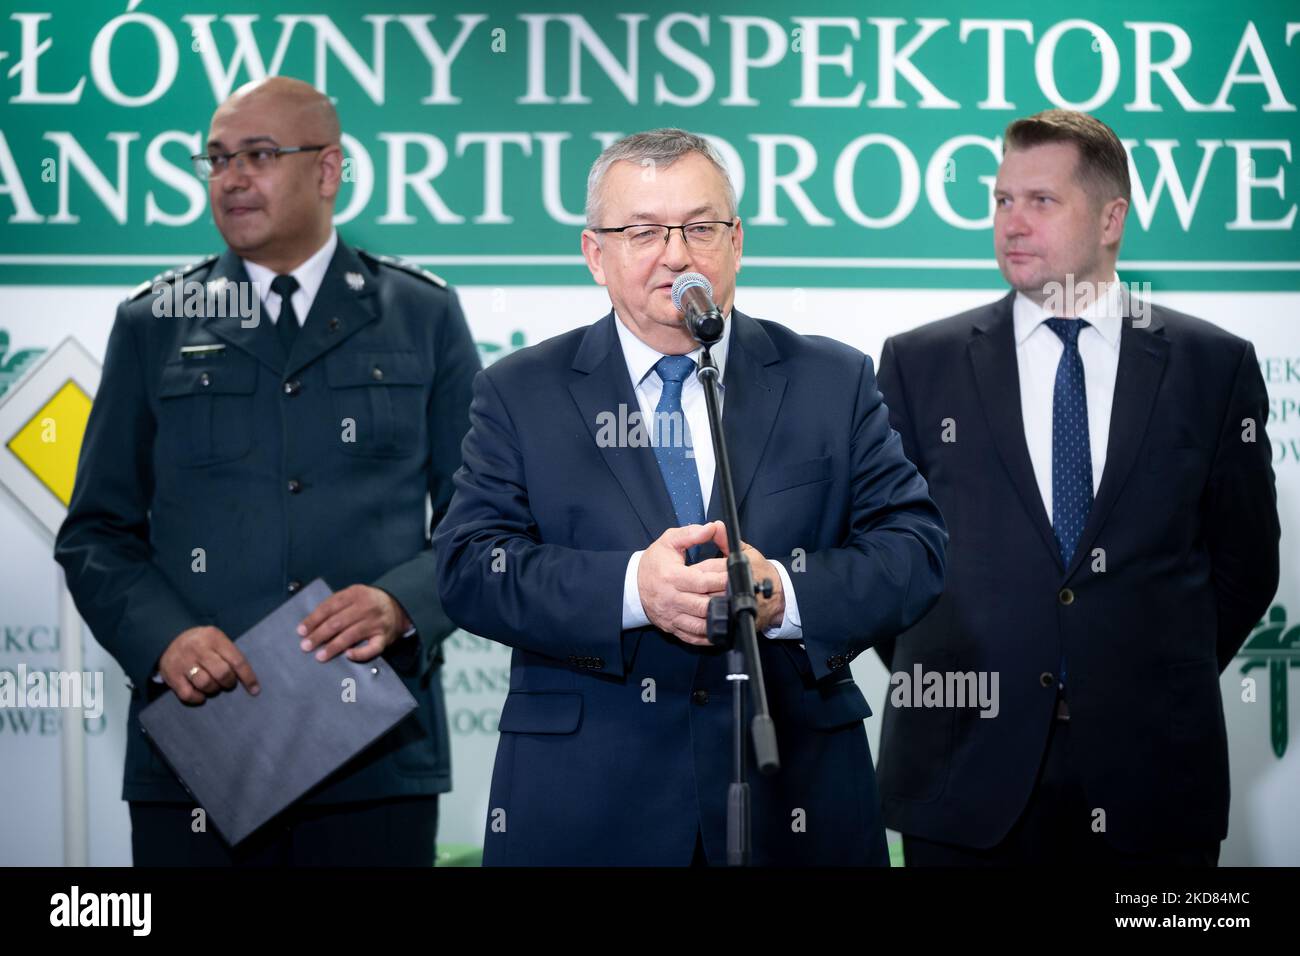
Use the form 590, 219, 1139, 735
0, 337, 101, 539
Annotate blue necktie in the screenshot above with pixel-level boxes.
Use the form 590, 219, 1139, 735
1044, 318, 1093, 567
650, 355, 705, 527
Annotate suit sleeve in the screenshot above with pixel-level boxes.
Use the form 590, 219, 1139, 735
1206, 340, 1280, 672
871, 335, 923, 673
783, 353, 947, 681
373, 288, 481, 679
432, 368, 635, 678
54, 304, 204, 690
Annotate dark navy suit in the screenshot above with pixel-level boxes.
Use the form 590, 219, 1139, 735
434, 310, 947, 865
874, 294, 1279, 858
55, 239, 480, 860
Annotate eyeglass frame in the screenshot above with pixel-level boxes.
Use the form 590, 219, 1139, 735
190, 145, 329, 180
590, 219, 737, 248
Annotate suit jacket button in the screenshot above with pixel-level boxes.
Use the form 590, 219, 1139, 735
1058, 588, 1074, 605
692, 690, 709, 705
371, 366, 384, 381
283, 379, 301, 396
1039, 672, 1055, 688
287, 580, 303, 594
198, 371, 211, 387
287, 479, 302, 494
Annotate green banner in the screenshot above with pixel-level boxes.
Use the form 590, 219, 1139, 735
0, 0, 1297, 289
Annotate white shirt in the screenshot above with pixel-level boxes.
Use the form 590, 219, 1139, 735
1013, 275, 1124, 522
615, 313, 801, 639
242, 229, 338, 325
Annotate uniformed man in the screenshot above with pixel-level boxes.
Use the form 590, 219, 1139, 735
54, 76, 480, 865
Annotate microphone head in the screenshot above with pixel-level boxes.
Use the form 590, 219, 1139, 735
671, 272, 713, 314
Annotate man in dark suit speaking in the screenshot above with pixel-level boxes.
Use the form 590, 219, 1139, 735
434, 129, 947, 865
875, 109, 1280, 865
55, 77, 480, 865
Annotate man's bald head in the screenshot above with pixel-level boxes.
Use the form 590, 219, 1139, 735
205, 76, 344, 273
217, 76, 341, 145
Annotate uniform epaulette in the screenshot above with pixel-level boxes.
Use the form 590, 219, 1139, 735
126, 255, 219, 301
356, 248, 447, 288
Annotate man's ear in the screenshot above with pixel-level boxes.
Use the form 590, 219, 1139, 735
318, 144, 344, 200
1100, 197, 1128, 249
731, 217, 744, 276
581, 230, 607, 286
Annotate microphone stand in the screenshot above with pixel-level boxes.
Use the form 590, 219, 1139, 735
694, 318, 781, 867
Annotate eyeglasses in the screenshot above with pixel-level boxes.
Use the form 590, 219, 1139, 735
592, 220, 735, 252
190, 145, 327, 180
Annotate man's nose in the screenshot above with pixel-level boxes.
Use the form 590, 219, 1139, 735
660, 228, 694, 270
220, 158, 252, 192
1000, 206, 1029, 240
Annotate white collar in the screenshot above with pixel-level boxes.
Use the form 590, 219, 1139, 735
613, 309, 733, 389
243, 229, 338, 309
1013, 272, 1125, 349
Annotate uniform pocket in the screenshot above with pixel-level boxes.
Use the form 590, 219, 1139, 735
325, 350, 426, 458
157, 360, 257, 466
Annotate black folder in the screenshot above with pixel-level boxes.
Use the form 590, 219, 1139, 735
139, 579, 418, 846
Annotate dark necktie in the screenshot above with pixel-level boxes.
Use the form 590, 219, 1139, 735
1044, 317, 1093, 566
650, 355, 705, 527
271, 274, 300, 355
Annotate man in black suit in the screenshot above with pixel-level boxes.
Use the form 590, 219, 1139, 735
55, 77, 479, 865
875, 109, 1280, 865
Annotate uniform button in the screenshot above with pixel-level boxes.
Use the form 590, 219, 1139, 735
1058, 588, 1075, 605
327, 317, 341, 332
371, 366, 384, 381
283, 380, 301, 396
1040, 672, 1055, 688
692, 690, 709, 705
287, 580, 303, 594
198, 371, 211, 387
287, 479, 302, 494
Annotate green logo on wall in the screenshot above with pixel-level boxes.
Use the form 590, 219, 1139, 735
0, 332, 45, 400
1239, 606, 1300, 759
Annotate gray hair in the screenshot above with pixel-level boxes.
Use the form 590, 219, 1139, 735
584, 128, 738, 229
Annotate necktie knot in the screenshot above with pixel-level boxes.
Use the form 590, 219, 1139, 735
270, 273, 299, 300
1043, 316, 1088, 348
654, 354, 696, 386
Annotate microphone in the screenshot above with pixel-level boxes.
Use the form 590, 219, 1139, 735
671, 272, 725, 345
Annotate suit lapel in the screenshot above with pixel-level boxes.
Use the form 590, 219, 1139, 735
284, 241, 379, 378
967, 292, 1063, 569
704, 310, 787, 524
200, 251, 284, 374
1064, 305, 1169, 579
569, 313, 679, 539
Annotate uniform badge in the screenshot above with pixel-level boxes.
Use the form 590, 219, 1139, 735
345, 271, 365, 291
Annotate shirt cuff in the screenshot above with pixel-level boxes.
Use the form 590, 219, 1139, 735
763, 560, 802, 640
622, 550, 650, 630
